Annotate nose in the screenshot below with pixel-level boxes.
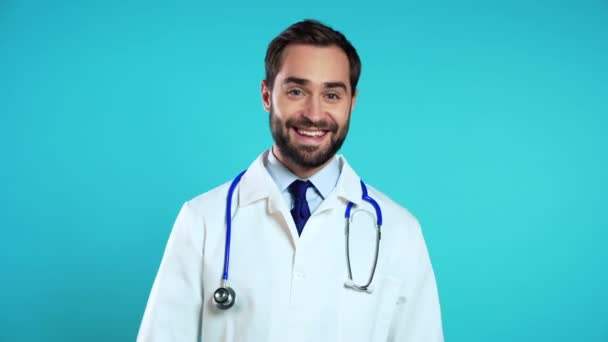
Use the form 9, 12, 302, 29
303, 96, 324, 122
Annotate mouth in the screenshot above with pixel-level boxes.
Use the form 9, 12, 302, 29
292, 127, 330, 144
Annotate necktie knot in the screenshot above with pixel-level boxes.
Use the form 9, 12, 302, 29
288, 180, 311, 202
288, 180, 312, 236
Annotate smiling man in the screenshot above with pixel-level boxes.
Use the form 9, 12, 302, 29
138, 20, 444, 342
265, 44, 353, 178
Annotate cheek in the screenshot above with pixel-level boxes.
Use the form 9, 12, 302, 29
334, 105, 352, 125
274, 98, 302, 117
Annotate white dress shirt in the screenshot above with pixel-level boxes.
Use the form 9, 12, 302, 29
264, 149, 340, 214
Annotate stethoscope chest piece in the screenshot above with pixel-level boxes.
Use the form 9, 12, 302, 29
213, 286, 236, 310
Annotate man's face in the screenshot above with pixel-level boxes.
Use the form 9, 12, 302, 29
262, 44, 357, 169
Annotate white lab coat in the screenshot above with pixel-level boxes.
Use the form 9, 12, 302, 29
138, 151, 444, 342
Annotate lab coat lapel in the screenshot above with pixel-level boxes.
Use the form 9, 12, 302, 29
235, 152, 367, 246
334, 156, 364, 206
237, 151, 301, 246
296, 156, 366, 243
313, 155, 363, 215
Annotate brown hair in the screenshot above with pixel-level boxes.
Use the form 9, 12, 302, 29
264, 19, 361, 94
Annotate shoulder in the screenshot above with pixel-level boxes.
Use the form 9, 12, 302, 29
364, 183, 422, 236
182, 179, 233, 218
365, 184, 419, 224
339, 155, 422, 235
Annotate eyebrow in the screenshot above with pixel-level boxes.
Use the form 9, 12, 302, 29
283, 77, 348, 92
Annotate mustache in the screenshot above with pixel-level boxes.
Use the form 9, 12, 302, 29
286, 117, 338, 132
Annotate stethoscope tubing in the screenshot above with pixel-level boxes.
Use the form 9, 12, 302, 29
344, 180, 382, 291
345, 216, 381, 291
345, 180, 383, 225
216, 169, 383, 309
222, 170, 247, 282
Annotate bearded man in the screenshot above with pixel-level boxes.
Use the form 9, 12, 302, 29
138, 19, 444, 342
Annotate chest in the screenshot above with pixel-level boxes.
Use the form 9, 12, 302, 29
200, 200, 405, 342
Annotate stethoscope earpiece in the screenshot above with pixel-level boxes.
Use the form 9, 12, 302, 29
213, 286, 236, 310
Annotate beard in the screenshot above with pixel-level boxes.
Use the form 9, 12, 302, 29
269, 105, 351, 169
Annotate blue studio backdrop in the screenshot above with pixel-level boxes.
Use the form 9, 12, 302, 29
1, 1, 607, 341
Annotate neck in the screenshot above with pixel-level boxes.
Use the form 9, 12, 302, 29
271, 145, 333, 179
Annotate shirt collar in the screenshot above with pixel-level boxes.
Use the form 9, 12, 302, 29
265, 148, 340, 199
238, 151, 363, 212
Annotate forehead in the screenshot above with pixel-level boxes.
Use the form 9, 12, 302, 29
276, 44, 350, 85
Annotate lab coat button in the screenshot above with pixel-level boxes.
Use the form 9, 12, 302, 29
294, 271, 305, 280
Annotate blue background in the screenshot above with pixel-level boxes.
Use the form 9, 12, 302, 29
1, 1, 607, 341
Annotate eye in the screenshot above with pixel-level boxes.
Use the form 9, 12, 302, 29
287, 88, 304, 97
325, 93, 341, 101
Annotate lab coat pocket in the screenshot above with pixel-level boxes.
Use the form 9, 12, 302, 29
338, 275, 402, 342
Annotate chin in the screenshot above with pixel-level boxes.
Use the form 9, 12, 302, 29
293, 149, 335, 168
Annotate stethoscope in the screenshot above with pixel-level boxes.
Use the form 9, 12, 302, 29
213, 170, 383, 310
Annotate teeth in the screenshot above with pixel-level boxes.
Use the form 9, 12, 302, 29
298, 129, 325, 137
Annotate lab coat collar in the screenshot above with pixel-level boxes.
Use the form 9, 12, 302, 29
333, 155, 364, 206
266, 149, 340, 201
238, 151, 363, 212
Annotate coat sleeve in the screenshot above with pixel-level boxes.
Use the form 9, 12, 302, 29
388, 220, 444, 342
137, 201, 205, 342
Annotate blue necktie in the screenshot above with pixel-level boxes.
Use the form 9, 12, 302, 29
288, 180, 312, 236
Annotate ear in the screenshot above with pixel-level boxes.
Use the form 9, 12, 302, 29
261, 80, 272, 112
350, 88, 359, 113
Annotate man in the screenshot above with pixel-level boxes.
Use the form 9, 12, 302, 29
138, 19, 443, 341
